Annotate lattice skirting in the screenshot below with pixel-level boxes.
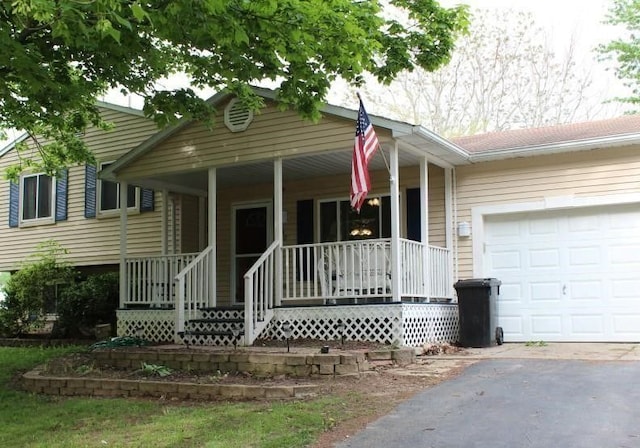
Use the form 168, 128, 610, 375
263, 303, 459, 347
117, 304, 459, 347
400, 303, 459, 347
116, 309, 175, 343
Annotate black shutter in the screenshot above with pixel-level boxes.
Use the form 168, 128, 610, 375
84, 164, 97, 218
296, 199, 314, 280
406, 187, 421, 242
140, 188, 155, 212
8, 181, 18, 227
55, 169, 68, 222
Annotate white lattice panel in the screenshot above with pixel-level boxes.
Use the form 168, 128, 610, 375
200, 308, 244, 320
401, 304, 459, 347
116, 310, 175, 343
265, 305, 404, 345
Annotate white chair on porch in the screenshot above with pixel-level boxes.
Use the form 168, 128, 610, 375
333, 243, 391, 302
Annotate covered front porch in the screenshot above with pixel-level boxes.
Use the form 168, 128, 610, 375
108, 93, 466, 347
115, 154, 458, 347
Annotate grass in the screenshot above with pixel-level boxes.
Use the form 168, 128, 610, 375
0, 346, 353, 447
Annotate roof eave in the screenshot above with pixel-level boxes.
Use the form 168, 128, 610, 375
469, 133, 640, 162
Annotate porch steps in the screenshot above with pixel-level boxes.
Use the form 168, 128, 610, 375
183, 307, 245, 346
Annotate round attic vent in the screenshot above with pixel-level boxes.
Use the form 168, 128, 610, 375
224, 98, 253, 132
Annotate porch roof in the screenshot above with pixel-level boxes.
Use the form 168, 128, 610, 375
100, 88, 471, 192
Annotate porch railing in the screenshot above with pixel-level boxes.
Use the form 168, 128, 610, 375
429, 245, 452, 298
123, 253, 199, 308
243, 240, 279, 345
282, 239, 452, 301
283, 239, 392, 302
175, 245, 215, 333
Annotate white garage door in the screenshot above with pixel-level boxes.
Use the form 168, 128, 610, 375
483, 204, 640, 342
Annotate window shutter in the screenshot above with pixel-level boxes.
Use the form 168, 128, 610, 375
406, 187, 421, 242
140, 188, 154, 212
84, 164, 97, 218
8, 181, 18, 228
55, 169, 68, 222
296, 199, 314, 280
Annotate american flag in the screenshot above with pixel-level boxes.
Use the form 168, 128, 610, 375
350, 98, 380, 212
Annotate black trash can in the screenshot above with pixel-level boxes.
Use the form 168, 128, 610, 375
454, 278, 503, 348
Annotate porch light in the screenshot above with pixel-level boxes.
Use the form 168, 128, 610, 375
230, 325, 241, 350
282, 321, 293, 352
367, 198, 381, 207
457, 221, 471, 238
336, 320, 346, 347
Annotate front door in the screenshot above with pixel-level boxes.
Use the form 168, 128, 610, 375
232, 202, 272, 304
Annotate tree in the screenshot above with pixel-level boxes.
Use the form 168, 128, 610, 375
0, 0, 468, 178
598, 0, 640, 107
340, 9, 617, 136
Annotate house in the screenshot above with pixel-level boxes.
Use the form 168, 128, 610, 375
3, 88, 640, 345
0, 102, 160, 277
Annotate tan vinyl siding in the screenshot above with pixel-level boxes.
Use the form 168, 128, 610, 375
211, 165, 447, 305
118, 101, 393, 179
455, 146, 640, 278
0, 107, 160, 271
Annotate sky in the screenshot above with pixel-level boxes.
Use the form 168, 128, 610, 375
442, 0, 631, 100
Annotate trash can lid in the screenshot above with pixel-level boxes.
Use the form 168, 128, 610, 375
454, 278, 502, 288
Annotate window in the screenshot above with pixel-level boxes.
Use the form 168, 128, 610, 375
21, 173, 54, 223
98, 162, 137, 213
319, 196, 391, 242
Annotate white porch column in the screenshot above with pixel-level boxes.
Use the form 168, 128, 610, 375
198, 196, 206, 251
419, 157, 430, 299
208, 168, 217, 307
161, 189, 168, 255
444, 168, 454, 297
119, 181, 128, 308
274, 158, 283, 306
390, 143, 401, 302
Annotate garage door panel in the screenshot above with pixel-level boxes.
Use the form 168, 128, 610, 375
609, 244, 640, 265
529, 248, 560, 269
570, 315, 605, 335
489, 250, 521, 271
611, 279, 640, 300
484, 205, 640, 342
498, 283, 523, 303
531, 315, 562, 337
612, 314, 640, 334
499, 315, 525, 339
568, 280, 602, 301
528, 216, 559, 236
530, 282, 562, 302
568, 246, 601, 266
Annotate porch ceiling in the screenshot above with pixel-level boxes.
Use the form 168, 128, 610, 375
145, 148, 428, 193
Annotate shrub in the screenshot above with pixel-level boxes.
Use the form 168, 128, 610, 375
0, 241, 75, 337
55, 272, 119, 338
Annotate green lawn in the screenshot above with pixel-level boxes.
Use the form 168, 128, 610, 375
0, 346, 349, 447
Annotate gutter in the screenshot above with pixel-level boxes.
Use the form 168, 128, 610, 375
468, 133, 640, 162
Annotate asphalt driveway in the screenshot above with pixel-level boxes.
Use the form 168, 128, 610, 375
336, 358, 640, 448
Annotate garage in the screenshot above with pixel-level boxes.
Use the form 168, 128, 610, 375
483, 204, 640, 342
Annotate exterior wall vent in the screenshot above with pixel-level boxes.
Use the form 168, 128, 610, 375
224, 98, 253, 132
